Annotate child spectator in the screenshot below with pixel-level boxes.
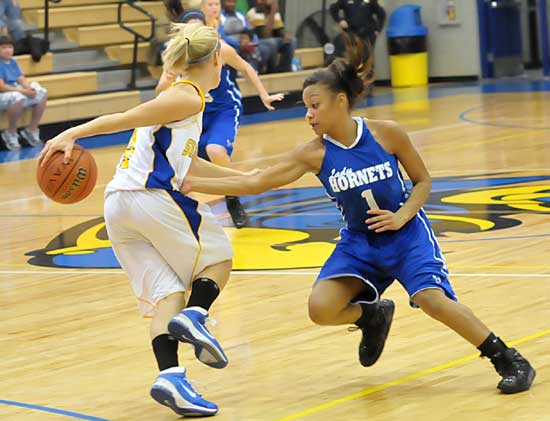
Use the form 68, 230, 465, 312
238, 28, 262, 72
247, 0, 296, 73
0, 36, 47, 150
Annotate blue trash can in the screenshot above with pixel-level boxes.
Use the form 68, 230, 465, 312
386, 5, 429, 87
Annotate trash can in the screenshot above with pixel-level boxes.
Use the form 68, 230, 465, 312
386, 5, 428, 87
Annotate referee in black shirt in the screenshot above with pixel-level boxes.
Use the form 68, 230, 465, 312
329, 0, 386, 48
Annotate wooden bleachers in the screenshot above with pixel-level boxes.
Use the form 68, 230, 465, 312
23, 2, 166, 29
238, 69, 319, 97
107, 42, 323, 68
0, 91, 142, 129
32, 72, 98, 99
16, 53, 54, 76
19, 0, 118, 10
65, 22, 161, 47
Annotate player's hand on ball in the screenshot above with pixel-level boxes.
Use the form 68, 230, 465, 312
365, 209, 406, 233
39, 131, 76, 167
261, 93, 285, 111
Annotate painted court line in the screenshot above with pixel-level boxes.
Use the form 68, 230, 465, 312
1, 270, 550, 278
0, 400, 109, 421
274, 329, 550, 421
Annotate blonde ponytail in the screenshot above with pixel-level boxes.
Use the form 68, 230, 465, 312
161, 22, 220, 72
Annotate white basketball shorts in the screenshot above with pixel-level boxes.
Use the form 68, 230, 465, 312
104, 189, 233, 317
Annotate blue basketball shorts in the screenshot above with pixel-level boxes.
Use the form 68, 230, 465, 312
199, 105, 242, 159
317, 210, 457, 306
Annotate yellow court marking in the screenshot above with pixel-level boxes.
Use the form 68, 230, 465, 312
275, 329, 550, 421
451, 265, 550, 269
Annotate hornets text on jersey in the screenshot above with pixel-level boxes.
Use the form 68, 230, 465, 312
317, 117, 409, 234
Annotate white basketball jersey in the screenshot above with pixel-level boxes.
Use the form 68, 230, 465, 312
106, 80, 205, 193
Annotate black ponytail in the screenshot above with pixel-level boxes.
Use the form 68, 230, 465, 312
303, 34, 373, 108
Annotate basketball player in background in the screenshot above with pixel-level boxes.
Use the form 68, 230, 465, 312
180, 38, 536, 395
160, 1, 284, 228
39, 23, 245, 417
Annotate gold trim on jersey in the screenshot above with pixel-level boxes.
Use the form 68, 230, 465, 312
171, 79, 206, 113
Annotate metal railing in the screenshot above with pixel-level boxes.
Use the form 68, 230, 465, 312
44, 0, 62, 45
117, 1, 156, 89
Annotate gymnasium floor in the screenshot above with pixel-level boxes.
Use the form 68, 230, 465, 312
1, 79, 549, 420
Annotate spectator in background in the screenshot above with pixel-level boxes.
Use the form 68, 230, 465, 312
220, 0, 255, 49
247, 0, 296, 73
329, 0, 386, 52
0, 0, 26, 45
221, 0, 267, 73
0, 36, 47, 150
238, 28, 262, 72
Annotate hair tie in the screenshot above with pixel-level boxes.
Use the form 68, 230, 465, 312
185, 37, 190, 45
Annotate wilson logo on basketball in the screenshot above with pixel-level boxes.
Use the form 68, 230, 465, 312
61, 167, 89, 200
27, 174, 550, 270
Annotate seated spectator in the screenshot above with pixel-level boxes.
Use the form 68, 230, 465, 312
247, 0, 296, 73
0, 36, 47, 150
238, 28, 262, 72
220, 0, 256, 50
0, 0, 26, 45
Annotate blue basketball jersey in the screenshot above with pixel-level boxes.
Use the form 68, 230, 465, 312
317, 117, 409, 235
205, 65, 242, 113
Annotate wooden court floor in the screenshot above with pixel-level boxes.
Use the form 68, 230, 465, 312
1, 85, 549, 420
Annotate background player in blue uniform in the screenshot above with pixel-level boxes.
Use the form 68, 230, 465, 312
160, 2, 284, 228
181, 41, 536, 394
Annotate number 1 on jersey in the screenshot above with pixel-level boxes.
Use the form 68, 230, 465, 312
361, 189, 380, 210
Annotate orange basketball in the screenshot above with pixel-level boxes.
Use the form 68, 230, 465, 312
37, 144, 98, 204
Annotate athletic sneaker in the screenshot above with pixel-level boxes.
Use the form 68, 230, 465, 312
491, 348, 536, 394
1, 131, 21, 150
168, 306, 228, 369
20, 128, 43, 147
150, 367, 218, 417
354, 299, 395, 367
225, 196, 248, 228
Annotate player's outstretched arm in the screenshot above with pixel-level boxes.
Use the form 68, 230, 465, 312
183, 150, 312, 196
189, 156, 249, 178
38, 86, 201, 166
221, 42, 284, 111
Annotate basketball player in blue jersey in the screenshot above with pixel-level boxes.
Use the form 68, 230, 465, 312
159, 3, 284, 228
39, 23, 251, 417
181, 42, 536, 394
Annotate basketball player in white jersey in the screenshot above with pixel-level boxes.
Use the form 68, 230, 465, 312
39, 23, 246, 417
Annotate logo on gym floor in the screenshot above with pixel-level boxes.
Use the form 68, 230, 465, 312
26, 174, 550, 270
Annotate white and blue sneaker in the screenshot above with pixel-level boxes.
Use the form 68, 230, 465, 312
150, 367, 218, 417
168, 307, 228, 369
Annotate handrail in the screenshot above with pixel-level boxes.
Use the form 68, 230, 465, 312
117, 1, 156, 89
44, 0, 62, 46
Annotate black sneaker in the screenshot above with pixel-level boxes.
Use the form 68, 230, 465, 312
356, 299, 395, 367
491, 348, 536, 394
225, 196, 248, 228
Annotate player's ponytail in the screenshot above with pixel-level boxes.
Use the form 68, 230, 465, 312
303, 34, 373, 109
161, 22, 220, 72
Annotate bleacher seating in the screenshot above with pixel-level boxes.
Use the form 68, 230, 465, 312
1, 0, 325, 131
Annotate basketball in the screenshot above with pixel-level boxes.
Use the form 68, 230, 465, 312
36, 144, 98, 204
